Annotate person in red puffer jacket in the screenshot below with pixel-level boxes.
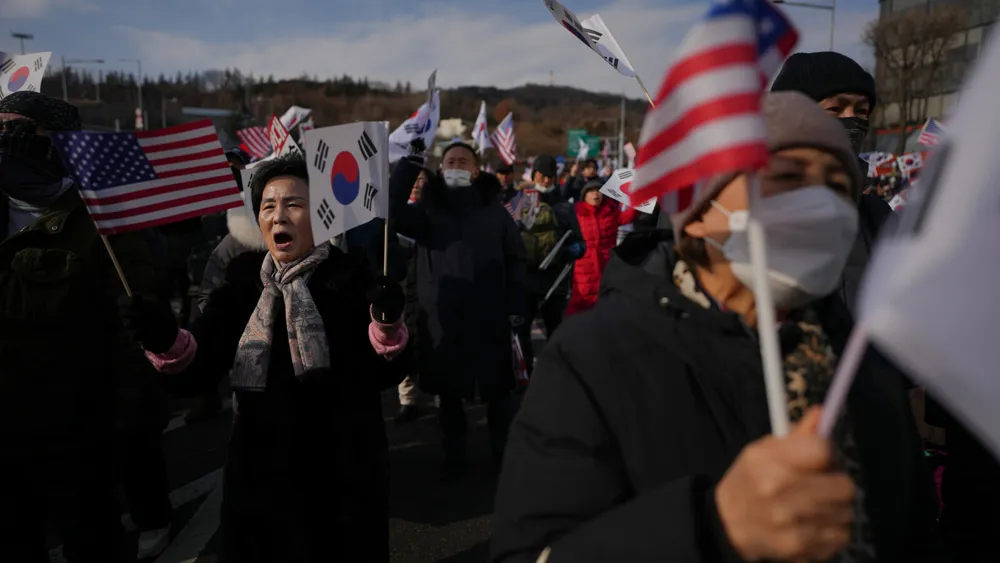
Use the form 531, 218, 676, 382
566, 180, 638, 316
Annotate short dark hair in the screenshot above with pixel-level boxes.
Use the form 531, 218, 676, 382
249, 153, 309, 217
583, 159, 598, 169
441, 142, 479, 163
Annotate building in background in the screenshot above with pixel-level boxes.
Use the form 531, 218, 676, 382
874, 0, 998, 151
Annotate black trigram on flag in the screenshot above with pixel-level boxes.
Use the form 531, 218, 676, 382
0, 59, 14, 75
363, 183, 378, 211
316, 198, 336, 229
358, 130, 378, 161
619, 170, 634, 180
33, 57, 44, 72
314, 139, 330, 172
585, 28, 603, 43
604, 56, 620, 70
404, 123, 423, 134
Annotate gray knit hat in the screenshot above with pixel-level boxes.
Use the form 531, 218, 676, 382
672, 91, 862, 239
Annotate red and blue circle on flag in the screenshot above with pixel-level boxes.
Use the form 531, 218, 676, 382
7, 66, 31, 92
331, 151, 360, 205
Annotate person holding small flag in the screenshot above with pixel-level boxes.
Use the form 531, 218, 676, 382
118, 154, 411, 561
390, 140, 528, 481
491, 93, 939, 563
0, 91, 159, 563
564, 179, 637, 316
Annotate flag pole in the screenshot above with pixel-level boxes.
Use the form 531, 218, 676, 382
635, 75, 656, 108
746, 173, 789, 437
382, 120, 391, 279
100, 234, 133, 297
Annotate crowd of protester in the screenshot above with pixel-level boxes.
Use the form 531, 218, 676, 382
1, 50, 998, 563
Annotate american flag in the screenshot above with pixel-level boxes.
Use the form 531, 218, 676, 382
918, 117, 946, 146
491, 112, 516, 166
629, 0, 798, 211
504, 190, 525, 221
52, 120, 242, 234
236, 126, 272, 159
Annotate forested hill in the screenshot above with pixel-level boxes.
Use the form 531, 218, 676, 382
39, 69, 649, 157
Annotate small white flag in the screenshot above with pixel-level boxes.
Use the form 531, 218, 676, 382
600, 169, 656, 213
389, 91, 440, 163
580, 14, 638, 78
473, 101, 493, 154
303, 122, 389, 243
577, 137, 590, 160
0, 51, 51, 99
279, 105, 311, 131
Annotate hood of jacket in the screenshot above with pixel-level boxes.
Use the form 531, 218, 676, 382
226, 207, 268, 251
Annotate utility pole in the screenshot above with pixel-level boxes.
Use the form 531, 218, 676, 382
549, 70, 554, 86
11, 32, 33, 54
96, 69, 101, 103
61, 56, 104, 102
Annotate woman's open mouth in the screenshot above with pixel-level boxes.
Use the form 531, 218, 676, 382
273, 232, 294, 251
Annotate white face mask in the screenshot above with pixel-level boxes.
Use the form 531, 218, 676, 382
442, 169, 472, 188
705, 186, 859, 310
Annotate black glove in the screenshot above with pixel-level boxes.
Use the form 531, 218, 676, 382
405, 138, 427, 165
367, 275, 405, 323
117, 295, 180, 354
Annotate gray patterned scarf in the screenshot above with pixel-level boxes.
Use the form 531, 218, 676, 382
231, 243, 332, 390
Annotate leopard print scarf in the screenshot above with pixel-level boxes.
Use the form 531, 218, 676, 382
672, 260, 876, 562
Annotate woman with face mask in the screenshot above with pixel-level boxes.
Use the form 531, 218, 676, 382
118, 154, 411, 562
491, 92, 940, 563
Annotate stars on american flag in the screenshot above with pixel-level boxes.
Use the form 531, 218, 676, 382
61, 131, 158, 191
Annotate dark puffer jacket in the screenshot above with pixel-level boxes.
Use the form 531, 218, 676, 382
0, 191, 158, 457
390, 160, 528, 399
492, 230, 941, 563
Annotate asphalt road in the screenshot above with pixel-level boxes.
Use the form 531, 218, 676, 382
48, 327, 546, 563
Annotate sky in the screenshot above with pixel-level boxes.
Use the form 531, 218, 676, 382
0, 0, 879, 99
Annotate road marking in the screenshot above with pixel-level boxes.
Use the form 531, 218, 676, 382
153, 483, 223, 563
164, 399, 233, 434
49, 468, 224, 561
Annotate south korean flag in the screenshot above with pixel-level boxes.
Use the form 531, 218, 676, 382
303, 122, 389, 244
0, 51, 51, 99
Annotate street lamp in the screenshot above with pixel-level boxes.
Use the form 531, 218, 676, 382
773, 0, 836, 51
61, 57, 105, 102
11, 32, 33, 54
121, 58, 143, 129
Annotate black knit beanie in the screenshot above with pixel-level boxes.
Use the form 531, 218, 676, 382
770, 52, 876, 109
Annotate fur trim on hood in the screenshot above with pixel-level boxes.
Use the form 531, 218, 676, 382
226, 207, 268, 251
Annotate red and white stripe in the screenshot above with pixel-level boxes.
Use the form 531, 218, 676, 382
491, 112, 517, 165
81, 121, 241, 233
629, 11, 796, 210
236, 126, 272, 159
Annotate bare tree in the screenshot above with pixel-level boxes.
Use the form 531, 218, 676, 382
865, 4, 965, 154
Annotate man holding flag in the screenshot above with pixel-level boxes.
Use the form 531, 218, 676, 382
0, 92, 158, 562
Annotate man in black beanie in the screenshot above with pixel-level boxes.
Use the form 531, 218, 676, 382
0, 91, 158, 562
770, 52, 890, 318
771, 51, 875, 154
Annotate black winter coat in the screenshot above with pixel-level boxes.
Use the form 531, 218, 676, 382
491, 230, 940, 563
169, 245, 409, 562
389, 160, 527, 399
